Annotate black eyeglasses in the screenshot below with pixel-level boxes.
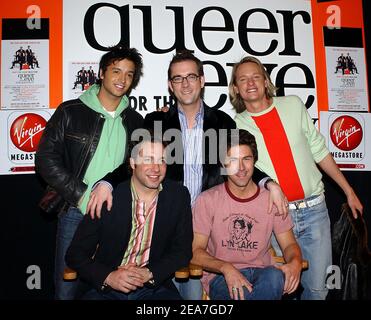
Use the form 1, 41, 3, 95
170, 74, 200, 84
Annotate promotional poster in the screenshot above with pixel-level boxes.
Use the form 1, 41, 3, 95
68, 62, 99, 99
325, 46, 368, 111
62, 0, 318, 118
1, 18, 49, 110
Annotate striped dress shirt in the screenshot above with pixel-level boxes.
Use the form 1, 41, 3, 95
121, 180, 162, 267
178, 104, 204, 206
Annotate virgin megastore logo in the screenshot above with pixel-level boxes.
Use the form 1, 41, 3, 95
330, 115, 364, 160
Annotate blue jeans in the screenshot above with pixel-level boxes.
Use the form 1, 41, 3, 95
54, 207, 84, 300
173, 278, 203, 300
82, 285, 182, 300
272, 195, 332, 300
209, 266, 284, 300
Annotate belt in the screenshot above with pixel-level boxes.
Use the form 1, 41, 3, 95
288, 193, 325, 210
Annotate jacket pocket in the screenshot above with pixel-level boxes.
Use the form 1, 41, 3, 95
65, 132, 88, 143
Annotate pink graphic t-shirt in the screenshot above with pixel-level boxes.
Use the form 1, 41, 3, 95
192, 182, 294, 294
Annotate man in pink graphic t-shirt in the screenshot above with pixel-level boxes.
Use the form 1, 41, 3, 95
192, 129, 303, 300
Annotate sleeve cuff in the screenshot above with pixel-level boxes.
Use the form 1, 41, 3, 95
92, 180, 113, 192
259, 177, 272, 189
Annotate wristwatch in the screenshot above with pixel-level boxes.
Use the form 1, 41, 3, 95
146, 268, 155, 286
101, 280, 111, 292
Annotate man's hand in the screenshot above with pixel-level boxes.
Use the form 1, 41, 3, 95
346, 189, 363, 219
104, 264, 146, 293
266, 180, 289, 219
158, 106, 169, 112
87, 182, 113, 219
119, 264, 153, 283
275, 260, 302, 295
135, 267, 153, 284
220, 263, 253, 300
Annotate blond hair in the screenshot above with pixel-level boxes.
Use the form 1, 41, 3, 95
228, 56, 277, 113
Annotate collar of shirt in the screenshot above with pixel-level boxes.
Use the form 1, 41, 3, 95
178, 102, 204, 130
130, 179, 163, 213
130, 178, 163, 200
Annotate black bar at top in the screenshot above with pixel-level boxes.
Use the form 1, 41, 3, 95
323, 27, 363, 48
2, 18, 49, 40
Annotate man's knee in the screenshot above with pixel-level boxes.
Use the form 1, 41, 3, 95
266, 267, 285, 293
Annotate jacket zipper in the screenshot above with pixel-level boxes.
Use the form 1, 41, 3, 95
65, 133, 87, 142
121, 112, 128, 160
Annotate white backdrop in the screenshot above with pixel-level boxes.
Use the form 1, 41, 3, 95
63, 0, 317, 118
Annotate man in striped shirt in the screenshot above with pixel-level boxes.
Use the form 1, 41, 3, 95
66, 134, 193, 300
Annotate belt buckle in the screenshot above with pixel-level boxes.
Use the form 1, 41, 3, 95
293, 200, 306, 210
298, 201, 307, 209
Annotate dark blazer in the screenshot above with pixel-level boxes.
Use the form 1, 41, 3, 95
104, 103, 267, 190
65, 179, 193, 292
144, 103, 267, 191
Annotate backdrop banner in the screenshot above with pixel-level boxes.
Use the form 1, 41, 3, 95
0, 0, 369, 174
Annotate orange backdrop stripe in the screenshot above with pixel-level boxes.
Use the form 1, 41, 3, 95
0, 0, 62, 108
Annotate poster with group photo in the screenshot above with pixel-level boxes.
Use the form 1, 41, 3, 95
67, 61, 99, 99
1, 18, 49, 109
325, 47, 368, 111
324, 27, 368, 112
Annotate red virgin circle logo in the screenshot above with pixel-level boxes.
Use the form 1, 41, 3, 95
330, 115, 363, 151
10, 113, 46, 152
